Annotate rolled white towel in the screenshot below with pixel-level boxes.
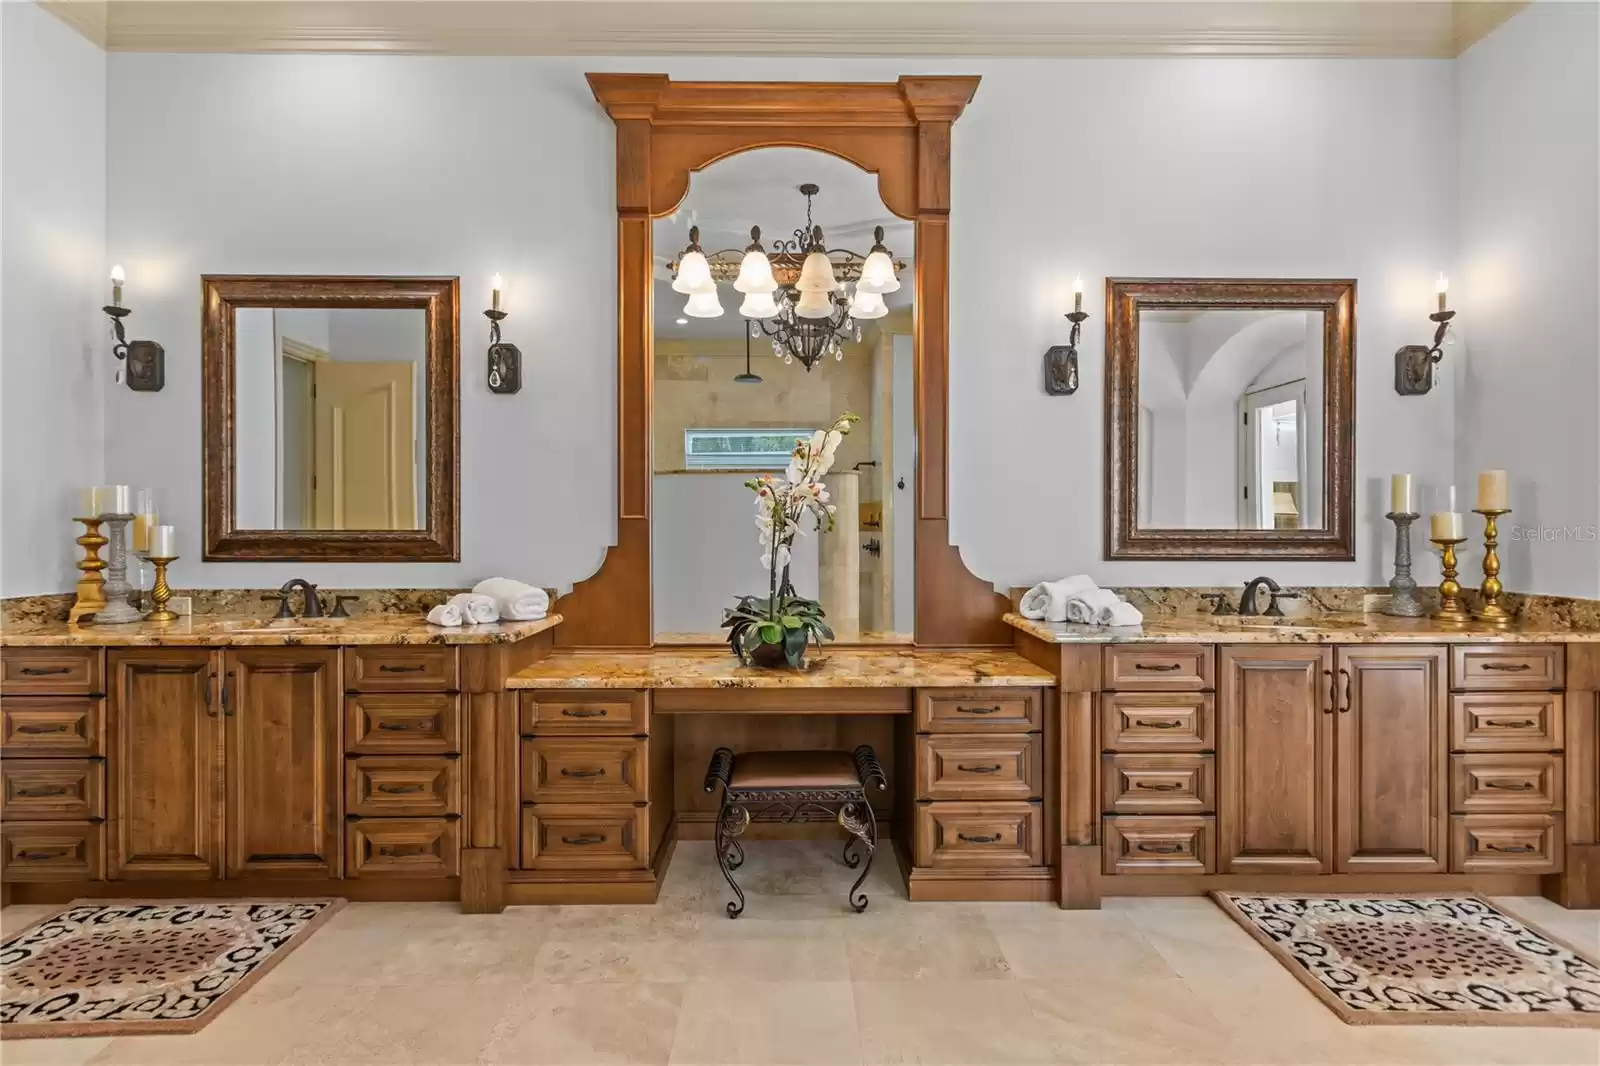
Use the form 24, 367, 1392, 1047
425, 602, 463, 627
448, 592, 499, 625
1102, 601, 1144, 627
472, 577, 550, 621
1064, 598, 1096, 624
1021, 575, 1098, 622
1019, 584, 1052, 620
1066, 587, 1122, 624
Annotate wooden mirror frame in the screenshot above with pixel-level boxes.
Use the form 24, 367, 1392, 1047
1104, 277, 1356, 560
201, 274, 461, 561
562, 74, 1009, 648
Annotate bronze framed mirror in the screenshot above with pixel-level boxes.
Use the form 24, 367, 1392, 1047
201, 275, 460, 561
1104, 277, 1355, 560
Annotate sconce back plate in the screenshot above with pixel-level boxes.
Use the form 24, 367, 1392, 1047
125, 340, 165, 392
1394, 344, 1435, 395
488, 342, 522, 395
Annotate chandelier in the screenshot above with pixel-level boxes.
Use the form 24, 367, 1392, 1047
669, 183, 902, 372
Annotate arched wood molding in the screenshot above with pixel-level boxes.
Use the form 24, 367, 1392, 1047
558, 74, 1010, 648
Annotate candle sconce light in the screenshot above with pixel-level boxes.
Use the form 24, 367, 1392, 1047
103, 265, 165, 392
485, 273, 521, 395
1044, 276, 1089, 396
1395, 273, 1455, 395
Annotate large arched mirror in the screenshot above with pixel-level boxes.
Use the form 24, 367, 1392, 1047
651, 149, 916, 643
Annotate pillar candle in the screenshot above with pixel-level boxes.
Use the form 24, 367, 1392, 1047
1390, 474, 1414, 515
80, 487, 102, 517
1430, 512, 1464, 541
151, 525, 176, 558
1477, 469, 1509, 511
106, 484, 131, 514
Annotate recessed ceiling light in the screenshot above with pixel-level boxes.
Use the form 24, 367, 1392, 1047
675, 317, 688, 325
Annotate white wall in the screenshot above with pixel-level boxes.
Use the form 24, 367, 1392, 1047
0, 3, 107, 596
1456, 1, 1600, 598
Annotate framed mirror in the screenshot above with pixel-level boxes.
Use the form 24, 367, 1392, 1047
201, 275, 460, 561
1105, 278, 1355, 560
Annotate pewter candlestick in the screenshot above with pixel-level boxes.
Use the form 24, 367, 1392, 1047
1384, 512, 1425, 617
95, 513, 143, 624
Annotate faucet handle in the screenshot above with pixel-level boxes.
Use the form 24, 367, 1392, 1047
1264, 591, 1301, 618
1199, 592, 1236, 616
260, 593, 294, 620
330, 595, 359, 619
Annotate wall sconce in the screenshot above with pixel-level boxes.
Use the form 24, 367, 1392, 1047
102, 265, 165, 391
1043, 277, 1089, 395
1394, 273, 1455, 395
484, 273, 521, 394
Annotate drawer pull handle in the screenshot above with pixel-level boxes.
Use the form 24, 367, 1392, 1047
560, 768, 606, 779
1484, 842, 1537, 853
1136, 843, 1184, 854
378, 664, 428, 673
377, 844, 425, 857
1482, 663, 1532, 672
1486, 718, 1536, 729
956, 706, 1001, 715
16, 849, 64, 861
1135, 719, 1183, 730
1134, 781, 1183, 792
1484, 780, 1536, 792
18, 666, 71, 676
378, 721, 428, 732
957, 833, 1001, 844
561, 834, 607, 846
15, 723, 69, 734
15, 785, 70, 797
957, 764, 1003, 774
377, 783, 427, 794
560, 708, 607, 718
1134, 663, 1181, 672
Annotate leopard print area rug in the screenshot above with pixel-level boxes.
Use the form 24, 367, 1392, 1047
1214, 893, 1600, 1027
1, 899, 343, 1037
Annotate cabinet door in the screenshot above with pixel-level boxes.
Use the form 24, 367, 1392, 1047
1334, 645, 1447, 873
1218, 647, 1334, 874
107, 649, 222, 879
225, 648, 341, 878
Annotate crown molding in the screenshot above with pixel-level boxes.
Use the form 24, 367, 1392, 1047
42, 1, 1528, 59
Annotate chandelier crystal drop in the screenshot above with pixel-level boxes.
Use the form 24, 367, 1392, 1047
667, 183, 903, 372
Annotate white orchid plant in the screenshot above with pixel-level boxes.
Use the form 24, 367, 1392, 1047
722, 412, 860, 666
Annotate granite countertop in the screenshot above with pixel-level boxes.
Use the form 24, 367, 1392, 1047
507, 647, 1055, 689
1005, 611, 1600, 645
0, 612, 563, 647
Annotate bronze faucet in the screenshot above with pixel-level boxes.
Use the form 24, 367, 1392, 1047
1239, 576, 1282, 617
278, 578, 323, 619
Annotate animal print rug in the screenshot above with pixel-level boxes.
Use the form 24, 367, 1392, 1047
1214, 893, 1600, 1026
1, 899, 343, 1037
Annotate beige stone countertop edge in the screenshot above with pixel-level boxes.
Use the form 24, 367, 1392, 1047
506, 648, 1055, 689
1003, 612, 1600, 645
0, 613, 563, 647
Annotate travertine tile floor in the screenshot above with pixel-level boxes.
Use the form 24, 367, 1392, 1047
3, 841, 1598, 1066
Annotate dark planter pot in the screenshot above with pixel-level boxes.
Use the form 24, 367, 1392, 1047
750, 639, 801, 669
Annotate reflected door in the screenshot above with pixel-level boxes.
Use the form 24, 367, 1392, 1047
312, 360, 416, 530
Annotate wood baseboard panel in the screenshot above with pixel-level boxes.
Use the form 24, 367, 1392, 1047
905, 866, 1056, 902
1099, 872, 1542, 897
1060, 844, 1102, 910
1543, 843, 1600, 908
6, 878, 460, 905
459, 846, 506, 914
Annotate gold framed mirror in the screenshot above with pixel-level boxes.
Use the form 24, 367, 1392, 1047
201, 274, 460, 561
1104, 277, 1356, 560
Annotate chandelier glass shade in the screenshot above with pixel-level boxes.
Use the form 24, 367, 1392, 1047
668, 184, 903, 371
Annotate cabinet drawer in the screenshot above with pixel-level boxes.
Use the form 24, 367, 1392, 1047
345, 647, 458, 692
520, 738, 648, 803
346, 818, 459, 878
2, 821, 103, 881
916, 734, 1041, 801
346, 693, 460, 754
914, 802, 1043, 869
1450, 814, 1562, 873
346, 757, 460, 817
1103, 815, 1216, 874
1450, 693, 1563, 752
520, 691, 649, 736
520, 804, 649, 870
1101, 693, 1215, 752
2, 759, 103, 821
1103, 646, 1213, 691
1102, 754, 1214, 814
1451, 646, 1563, 691
915, 689, 1042, 733
1, 648, 102, 695
1450, 754, 1563, 813
2, 697, 103, 756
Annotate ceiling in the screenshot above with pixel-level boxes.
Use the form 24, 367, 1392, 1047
46, 1, 1524, 58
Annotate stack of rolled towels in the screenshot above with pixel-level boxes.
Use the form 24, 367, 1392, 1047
1018, 575, 1143, 627
425, 578, 551, 627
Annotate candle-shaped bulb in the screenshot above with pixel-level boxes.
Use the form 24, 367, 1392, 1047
1435, 273, 1448, 312
491, 273, 503, 311
110, 264, 125, 306
1072, 276, 1084, 312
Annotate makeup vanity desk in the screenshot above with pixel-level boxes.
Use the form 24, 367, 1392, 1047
503, 647, 1058, 905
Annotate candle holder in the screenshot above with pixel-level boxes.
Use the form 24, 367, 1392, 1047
69, 517, 109, 625
144, 556, 179, 623
1384, 512, 1426, 617
1431, 537, 1472, 623
95, 514, 144, 624
1473, 508, 1513, 626
1044, 304, 1090, 396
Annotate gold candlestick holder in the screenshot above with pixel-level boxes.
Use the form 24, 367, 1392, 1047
1472, 508, 1513, 625
1431, 537, 1472, 623
144, 556, 179, 623
70, 517, 109, 626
